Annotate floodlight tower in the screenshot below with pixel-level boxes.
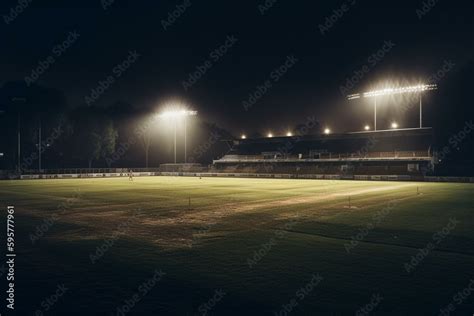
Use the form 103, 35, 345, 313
183, 111, 197, 163
347, 84, 437, 130
158, 109, 197, 163
374, 98, 377, 130
11, 97, 26, 172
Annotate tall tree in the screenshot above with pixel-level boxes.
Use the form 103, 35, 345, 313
101, 121, 119, 160
70, 107, 118, 168
83, 122, 118, 168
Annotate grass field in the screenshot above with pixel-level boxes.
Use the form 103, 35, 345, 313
1, 177, 474, 315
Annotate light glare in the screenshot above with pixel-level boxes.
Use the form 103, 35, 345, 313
347, 83, 437, 100
159, 109, 197, 118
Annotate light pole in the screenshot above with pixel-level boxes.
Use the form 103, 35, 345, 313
184, 115, 187, 163
347, 84, 437, 130
12, 97, 26, 173
38, 118, 42, 171
174, 118, 177, 163
419, 94, 423, 128
374, 98, 377, 131
17, 111, 21, 172
158, 109, 197, 164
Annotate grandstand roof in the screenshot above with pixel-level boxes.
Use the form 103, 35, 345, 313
230, 128, 434, 156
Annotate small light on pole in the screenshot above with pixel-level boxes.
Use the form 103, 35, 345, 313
241, 134, 247, 139
364, 125, 370, 131
324, 128, 331, 135
391, 122, 398, 129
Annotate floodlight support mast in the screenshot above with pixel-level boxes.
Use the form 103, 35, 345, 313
158, 109, 197, 164
419, 94, 422, 128
374, 98, 377, 131
174, 119, 177, 164
346, 84, 437, 130
184, 116, 187, 163
38, 118, 42, 172
11, 97, 27, 174
17, 112, 21, 173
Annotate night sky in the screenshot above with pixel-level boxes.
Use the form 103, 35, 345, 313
1, 0, 473, 135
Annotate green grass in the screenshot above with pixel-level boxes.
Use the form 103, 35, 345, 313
1, 177, 473, 315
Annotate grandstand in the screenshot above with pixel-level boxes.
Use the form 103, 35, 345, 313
213, 127, 435, 176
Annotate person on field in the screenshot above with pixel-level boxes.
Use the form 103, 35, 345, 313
128, 169, 134, 181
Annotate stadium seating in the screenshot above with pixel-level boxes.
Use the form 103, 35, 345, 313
213, 128, 435, 176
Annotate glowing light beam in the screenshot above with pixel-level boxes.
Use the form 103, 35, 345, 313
347, 84, 437, 100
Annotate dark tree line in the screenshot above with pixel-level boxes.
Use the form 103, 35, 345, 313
0, 81, 233, 170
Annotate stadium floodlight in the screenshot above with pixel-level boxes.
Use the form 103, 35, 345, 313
347, 84, 437, 100
364, 125, 370, 131
363, 84, 436, 98
347, 83, 437, 130
158, 109, 197, 164
391, 122, 399, 129
324, 128, 331, 135
158, 109, 197, 119
241, 134, 247, 139
286, 132, 293, 137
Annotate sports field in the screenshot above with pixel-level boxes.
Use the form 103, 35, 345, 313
1, 177, 474, 315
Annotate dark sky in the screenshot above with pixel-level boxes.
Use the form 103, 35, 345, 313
1, 0, 473, 135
